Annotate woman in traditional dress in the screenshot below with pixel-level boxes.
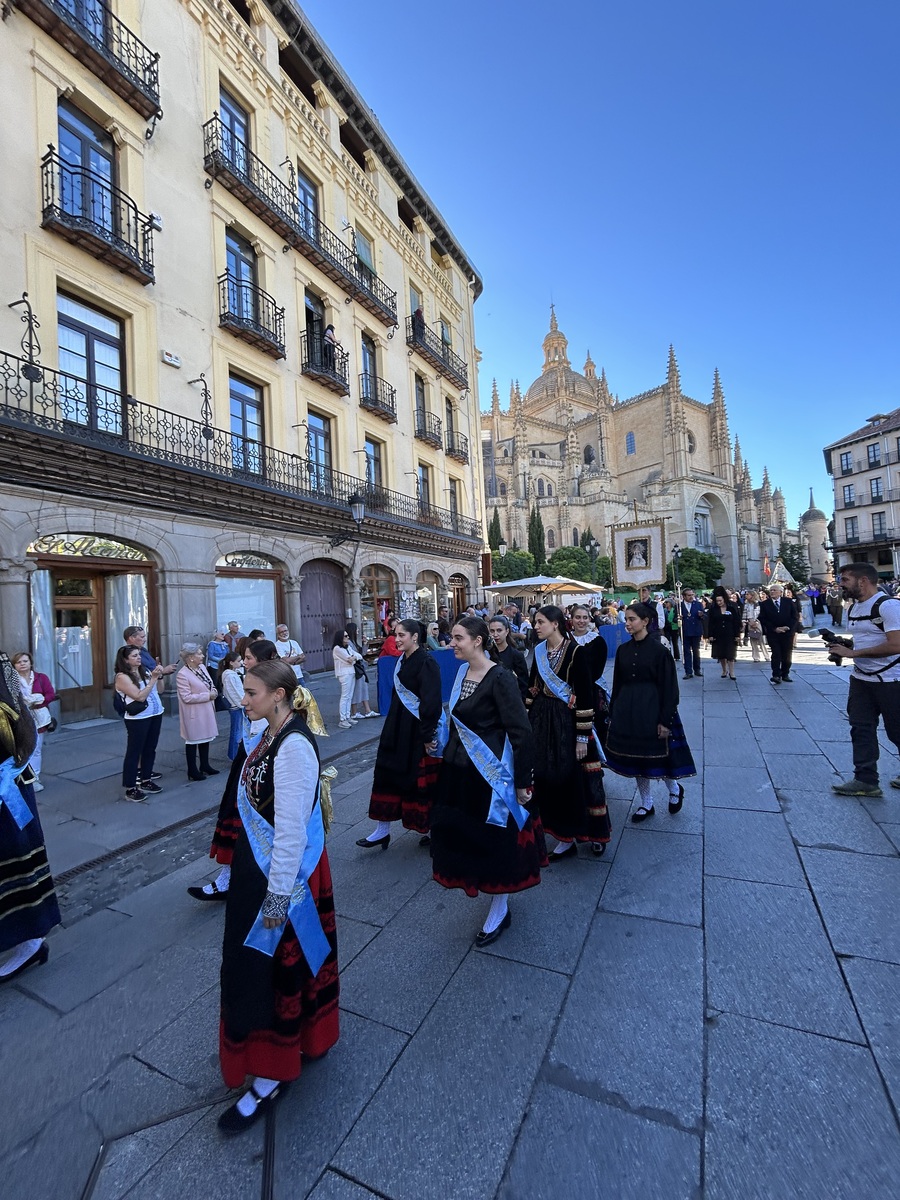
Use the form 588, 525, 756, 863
0, 652, 61, 983
357, 619, 442, 850
188, 640, 280, 902
431, 617, 544, 945
708, 585, 742, 681
527, 605, 611, 858
488, 615, 529, 702
218, 660, 339, 1133
570, 602, 611, 751
604, 602, 697, 823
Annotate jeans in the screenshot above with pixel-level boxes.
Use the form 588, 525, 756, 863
227, 708, 243, 760
767, 632, 794, 679
847, 677, 900, 785
682, 635, 702, 675
122, 714, 162, 787
338, 672, 355, 722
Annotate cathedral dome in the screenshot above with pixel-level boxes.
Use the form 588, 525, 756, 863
524, 307, 597, 408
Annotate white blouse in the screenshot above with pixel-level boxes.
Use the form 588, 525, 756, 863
268, 732, 320, 897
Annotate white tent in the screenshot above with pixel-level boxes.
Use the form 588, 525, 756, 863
484, 575, 602, 600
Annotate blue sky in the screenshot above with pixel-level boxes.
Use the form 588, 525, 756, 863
307, 0, 899, 527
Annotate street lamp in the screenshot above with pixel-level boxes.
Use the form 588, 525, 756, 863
328, 492, 366, 549
672, 543, 683, 594
498, 538, 508, 558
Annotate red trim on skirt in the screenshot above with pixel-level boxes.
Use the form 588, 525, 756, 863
432, 816, 550, 898
368, 754, 440, 834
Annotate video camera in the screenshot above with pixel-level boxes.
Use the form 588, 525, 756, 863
817, 627, 854, 667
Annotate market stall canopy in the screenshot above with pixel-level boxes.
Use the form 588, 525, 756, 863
484, 575, 601, 597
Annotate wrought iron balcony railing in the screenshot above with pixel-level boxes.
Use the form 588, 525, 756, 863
0, 349, 481, 541
872, 528, 896, 542
359, 373, 397, 423
218, 272, 286, 360
405, 315, 468, 390
202, 116, 397, 326
15, 0, 161, 120
41, 149, 155, 284
445, 429, 469, 462
300, 332, 350, 395
415, 410, 443, 449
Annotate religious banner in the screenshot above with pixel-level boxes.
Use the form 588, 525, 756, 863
610, 520, 668, 588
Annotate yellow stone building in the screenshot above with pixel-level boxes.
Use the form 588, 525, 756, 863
0, 0, 484, 719
482, 310, 817, 586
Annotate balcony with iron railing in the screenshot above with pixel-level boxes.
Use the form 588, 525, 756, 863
405, 315, 468, 390
872, 528, 897, 542
41, 149, 155, 283
0, 348, 481, 543
359, 374, 397, 423
15, 0, 161, 120
414, 409, 443, 449
445, 429, 469, 463
300, 332, 349, 396
218, 273, 285, 360
202, 117, 397, 326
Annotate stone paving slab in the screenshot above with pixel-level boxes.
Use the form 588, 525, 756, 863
704, 808, 805, 887
90, 1111, 207, 1200
333, 953, 568, 1200
706, 1013, 900, 1200
601, 829, 703, 927
800, 847, 900, 964
549, 911, 705, 1123
842, 957, 900, 1114
779, 789, 899, 856
765, 752, 842, 792
498, 1082, 701, 1200
306, 1174, 383, 1200
705, 876, 863, 1042
702, 765, 779, 810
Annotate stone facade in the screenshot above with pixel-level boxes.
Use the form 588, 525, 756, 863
482, 310, 821, 585
823, 407, 900, 578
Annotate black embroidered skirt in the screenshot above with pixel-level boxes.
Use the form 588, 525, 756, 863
0, 781, 61, 953
529, 692, 611, 843
209, 748, 245, 865
368, 754, 440, 833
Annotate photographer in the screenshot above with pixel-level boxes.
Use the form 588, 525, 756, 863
829, 563, 900, 798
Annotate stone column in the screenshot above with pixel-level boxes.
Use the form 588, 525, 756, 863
283, 574, 304, 636
156, 568, 218, 667
347, 579, 362, 631
0, 557, 37, 654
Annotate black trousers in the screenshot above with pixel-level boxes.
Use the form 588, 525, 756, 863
847, 677, 900, 786
122, 714, 162, 787
767, 632, 794, 679
682, 635, 702, 675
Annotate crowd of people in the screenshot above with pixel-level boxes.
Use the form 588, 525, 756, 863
3, 563, 899, 1139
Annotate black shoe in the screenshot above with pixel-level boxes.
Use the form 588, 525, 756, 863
202, 766, 221, 776
0, 941, 49, 984
187, 771, 206, 781
631, 805, 655, 823
187, 881, 228, 902
141, 780, 164, 794
770, 677, 781, 686
475, 910, 511, 948
591, 842, 606, 856
218, 1082, 287, 1136
551, 841, 578, 860
419, 834, 431, 847
695, 671, 703, 677
782, 675, 793, 683
668, 784, 685, 814
148, 772, 162, 781
683, 674, 693, 680
356, 833, 390, 850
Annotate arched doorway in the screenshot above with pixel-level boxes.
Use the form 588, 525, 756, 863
215, 552, 284, 640
299, 559, 346, 673
28, 534, 158, 721
449, 572, 468, 616
416, 570, 443, 623
360, 564, 397, 642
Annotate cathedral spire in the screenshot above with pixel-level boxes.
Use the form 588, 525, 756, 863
710, 368, 732, 481
549, 303, 558, 332
584, 350, 596, 380
733, 435, 743, 474
491, 378, 500, 413
541, 308, 570, 373
666, 344, 681, 395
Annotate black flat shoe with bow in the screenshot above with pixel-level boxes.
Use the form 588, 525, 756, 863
475, 910, 511, 948
187, 881, 228, 902
0, 941, 49, 984
218, 1081, 288, 1136
356, 833, 390, 850
668, 785, 685, 814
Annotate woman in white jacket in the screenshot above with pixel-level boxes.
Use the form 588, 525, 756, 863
332, 630, 363, 729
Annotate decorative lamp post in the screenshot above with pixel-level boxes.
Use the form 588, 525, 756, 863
328, 493, 366, 549
498, 538, 508, 558
672, 543, 683, 598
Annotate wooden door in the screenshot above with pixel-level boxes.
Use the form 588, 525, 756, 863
299, 559, 346, 673
53, 573, 102, 719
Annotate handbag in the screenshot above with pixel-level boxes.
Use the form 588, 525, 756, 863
353, 658, 368, 681
124, 698, 149, 716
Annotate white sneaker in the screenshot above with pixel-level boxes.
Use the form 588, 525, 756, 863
338, 720, 353, 729
32, 780, 45, 792
366, 711, 380, 718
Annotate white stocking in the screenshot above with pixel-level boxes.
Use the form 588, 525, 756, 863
366, 821, 391, 842
203, 865, 231, 895
237, 1075, 279, 1115
636, 777, 654, 811
666, 778, 681, 797
482, 893, 509, 934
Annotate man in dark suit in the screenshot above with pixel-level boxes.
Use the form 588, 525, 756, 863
759, 584, 800, 683
680, 588, 705, 679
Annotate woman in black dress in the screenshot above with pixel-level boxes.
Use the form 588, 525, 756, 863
357, 619, 442, 850
604, 603, 697, 823
708, 585, 742, 681
488, 614, 529, 701
527, 605, 611, 859
431, 617, 544, 946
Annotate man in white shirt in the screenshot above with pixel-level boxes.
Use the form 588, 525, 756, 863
275, 624, 306, 682
829, 562, 900, 797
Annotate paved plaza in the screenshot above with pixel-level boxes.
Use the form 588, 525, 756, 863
3, 637, 900, 1199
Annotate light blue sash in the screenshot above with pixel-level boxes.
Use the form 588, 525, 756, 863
535, 642, 605, 762
236, 753, 331, 976
0, 759, 33, 830
393, 656, 449, 756
448, 664, 529, 830
241, 711, 264, 756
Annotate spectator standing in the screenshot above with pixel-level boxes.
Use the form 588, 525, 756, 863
708, 586, 743, 681
206, 631, 229, 674
223, 621, 241, 652
378, 617, 401, 658
123, 625, 177, 680
742, 591, 769, 664
176, 643, 220, 780
426, 622, 443, 652
332, 630, 363, 729
113, 646, 165, 802
11, 652, 56, 792
759, 584, 800, 684
275, 623, 305, 682
346, 622, 378, 719
661, 600, 681, 661
679, 589, 705, 679
219, 651, 246, 760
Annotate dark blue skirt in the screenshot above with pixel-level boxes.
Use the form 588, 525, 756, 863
0, 780, 61, 952
603, 712, 697, 780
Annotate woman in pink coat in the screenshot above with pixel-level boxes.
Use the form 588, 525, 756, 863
176, 643, 220, 781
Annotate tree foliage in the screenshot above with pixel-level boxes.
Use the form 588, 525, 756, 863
547, 546, 591, 579
491, 549, 535, 582
527, 505, 546, 572
487, 507, 502, 552
666, 548, 724, 591
778, 542, 810, 585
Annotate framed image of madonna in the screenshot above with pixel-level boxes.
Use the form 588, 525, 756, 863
610, 520, 668, 588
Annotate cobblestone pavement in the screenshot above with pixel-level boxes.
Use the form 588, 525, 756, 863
3, 638, 900, 1200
